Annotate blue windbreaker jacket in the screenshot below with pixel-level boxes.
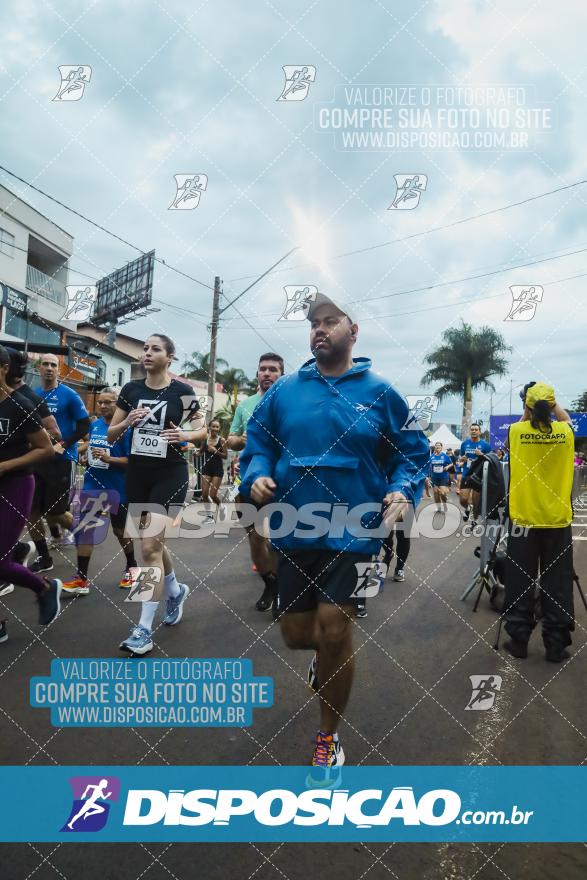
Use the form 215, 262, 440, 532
239, 357, 430, 554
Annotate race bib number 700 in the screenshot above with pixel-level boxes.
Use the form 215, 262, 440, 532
131, 428, 168, 458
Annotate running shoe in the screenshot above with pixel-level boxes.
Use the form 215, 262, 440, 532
0, 620, 7, 643
355, 602, 367, 618
61, 576, 90, 597
463, 508, 470, 522
163, 583, 189, 626
30, 557, 54, 574
255, 582, 276, 612
120, 625, 153, 655
307, 652, 319, 692
0, 584, 14, 597
306, 732, 345, 789
393, 569, 405, 582
14, 540, 35, 567
119, 570, 133, 589
218, 504, 227, 521
37, 579, 62, 625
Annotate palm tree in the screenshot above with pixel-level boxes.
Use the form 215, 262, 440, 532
181, 351, 227, 383
243, 376, 259, 395
218, 367, 249, 406
214, 401, 238, 435
421, 322, 511, 436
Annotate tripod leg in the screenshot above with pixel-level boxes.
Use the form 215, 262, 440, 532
493, 615, 504, 650
574, 577, 587, 611
461, 572, 481, 601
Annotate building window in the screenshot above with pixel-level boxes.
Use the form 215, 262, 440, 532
117, 368, 124, 386
0, 227, 15, 257
4, 308, 60, 345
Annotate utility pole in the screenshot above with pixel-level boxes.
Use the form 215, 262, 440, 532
207, 275, 221, 422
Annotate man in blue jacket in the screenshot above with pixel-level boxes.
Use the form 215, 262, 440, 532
240, 293, 429, 782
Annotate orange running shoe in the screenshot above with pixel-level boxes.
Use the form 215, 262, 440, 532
61, 576, 90, 596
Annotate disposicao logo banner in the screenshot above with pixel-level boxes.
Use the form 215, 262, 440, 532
0, 766, 585, 842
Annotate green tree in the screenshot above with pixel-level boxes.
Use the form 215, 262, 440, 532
218, 367, 249, 406
572, 391, 587, 411
181, 351, 227, 383
421, 322, 511, 437
213, 400, 238, 435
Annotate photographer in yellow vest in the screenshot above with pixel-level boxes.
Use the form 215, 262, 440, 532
503, 382, 575, 663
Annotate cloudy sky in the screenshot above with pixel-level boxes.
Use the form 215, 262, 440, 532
1, 0, 586, 424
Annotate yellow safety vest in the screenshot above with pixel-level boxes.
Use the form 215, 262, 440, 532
508, 420, 574, 528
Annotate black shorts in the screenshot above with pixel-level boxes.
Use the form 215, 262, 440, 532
33, 459, 75, 516
126, 462, 189, 511
277, 549, 373, 614
201, 460, 224, 479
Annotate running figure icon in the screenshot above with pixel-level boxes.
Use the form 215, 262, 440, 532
70, 491, 111, 538
388, 174, 428, 210
67, 779, 112, 830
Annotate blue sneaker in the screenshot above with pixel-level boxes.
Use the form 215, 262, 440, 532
37, 579, 62, 625
119, 624, 153, 655
306, 732, 345, 789
163, 583, 189, 626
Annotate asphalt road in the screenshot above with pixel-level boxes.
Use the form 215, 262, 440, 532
1, 495, 586, 879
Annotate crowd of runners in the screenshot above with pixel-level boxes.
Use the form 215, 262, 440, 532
0, 292, 582, 783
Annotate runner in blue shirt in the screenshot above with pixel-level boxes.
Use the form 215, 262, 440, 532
429, 441, 452, 512
61, 389, 137, 596
240, 293, 429, 784
459, 422, 490, 523
28, 354, 90, 572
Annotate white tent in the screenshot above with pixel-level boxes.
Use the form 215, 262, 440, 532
427, 424, 461, 449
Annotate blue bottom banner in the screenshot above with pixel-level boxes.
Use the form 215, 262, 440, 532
0, 766, 585, 842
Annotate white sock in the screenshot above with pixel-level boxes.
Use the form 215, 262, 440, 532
139, 601, 159, 631
164, 571, 181, 598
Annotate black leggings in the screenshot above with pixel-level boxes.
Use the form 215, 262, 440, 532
504, 525, 574, 650
383, 529, 411, 570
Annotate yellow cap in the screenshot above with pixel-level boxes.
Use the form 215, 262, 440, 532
525, 382, 555, 409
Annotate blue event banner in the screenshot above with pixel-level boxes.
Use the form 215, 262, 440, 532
30, 658, 273, 727
0, 766, 585, 843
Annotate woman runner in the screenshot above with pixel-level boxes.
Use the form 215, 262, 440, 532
200, 418, 227, 520
107, 334, 207, 655
0, 346, 62, 638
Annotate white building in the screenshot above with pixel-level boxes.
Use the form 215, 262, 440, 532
0, 183, 73, 346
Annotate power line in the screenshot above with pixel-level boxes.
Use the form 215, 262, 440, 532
0, 165, 214, 290
222, 266, 587, 328
226, 177, 587, 282
365, 243, 587, 304
232, 242, 587, 322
